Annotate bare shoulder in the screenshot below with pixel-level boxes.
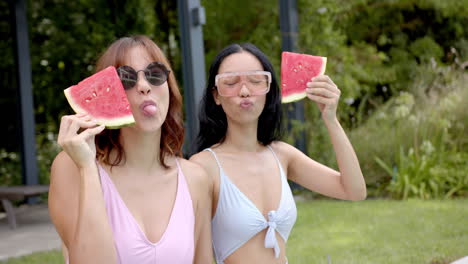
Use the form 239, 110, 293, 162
52, 150, 73, 167
270, 140, 294, 151
189, 150, 219, 176
270, 141, 300, 160
177, 157, 212, 188
189, 150, 215, 166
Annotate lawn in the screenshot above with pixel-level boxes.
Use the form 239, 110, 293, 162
288, 199, 468, 264
2, 199, 467, 264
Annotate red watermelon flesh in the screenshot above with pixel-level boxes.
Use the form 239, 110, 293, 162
64, 66, 135, 129
281, 51, 327, 103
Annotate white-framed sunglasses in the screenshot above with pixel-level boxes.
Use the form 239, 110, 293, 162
215, 71, 272, 97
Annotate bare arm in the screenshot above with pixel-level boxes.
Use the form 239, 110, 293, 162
324, 117, 366, 200
48, 114, 117, 263
182, 159, 214, 263
193, 168, 214, 263
280, 120, 366, 201
190, 151, 219, 263
281, 75, 366, 201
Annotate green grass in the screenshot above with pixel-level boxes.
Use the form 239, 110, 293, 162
288, 199, 468, 264
0, 250, 62, 264
1, 200, 467, 264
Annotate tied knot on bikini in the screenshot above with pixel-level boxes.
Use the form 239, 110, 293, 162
264, 210, 280, 258
268, 221, 277, 229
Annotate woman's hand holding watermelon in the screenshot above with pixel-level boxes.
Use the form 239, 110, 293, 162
306, 75, 341, 123
57, 113, 106, 168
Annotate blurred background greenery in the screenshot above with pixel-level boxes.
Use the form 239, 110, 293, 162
0, 0, 467, 199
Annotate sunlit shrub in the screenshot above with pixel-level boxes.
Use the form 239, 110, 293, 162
360, 63, 467, 198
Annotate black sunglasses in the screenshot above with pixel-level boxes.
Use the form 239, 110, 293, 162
116, 62, 171, 90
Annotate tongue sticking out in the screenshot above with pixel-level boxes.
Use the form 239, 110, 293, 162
142, 104, 157, 116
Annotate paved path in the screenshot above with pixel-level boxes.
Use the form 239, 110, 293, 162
0, 203, 61, 261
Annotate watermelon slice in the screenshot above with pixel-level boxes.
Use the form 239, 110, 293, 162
281, 51, 327, 103
64, 66, 135, 129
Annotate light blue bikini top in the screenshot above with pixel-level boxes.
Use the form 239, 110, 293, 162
206, 146, 297, 264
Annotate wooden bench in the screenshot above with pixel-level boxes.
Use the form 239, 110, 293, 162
0, 185, 49, 229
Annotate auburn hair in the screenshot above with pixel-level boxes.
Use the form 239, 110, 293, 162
94, 35, 184, 168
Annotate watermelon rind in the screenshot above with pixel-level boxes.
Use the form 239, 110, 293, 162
282, 91, 307, 104
281, 56, 327, 104
64, 87, 135, 129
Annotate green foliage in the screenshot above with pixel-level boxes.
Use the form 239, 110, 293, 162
1, 0, 178, 185
0, 149, 21, 186
28, 0, 158, 128
293, 0, 467, 197
295, 0, 467, 125
35, 127, 61, 185
376, 145, 468, 199
202, 0, 281, 72
1, 0, 467, 198
409, 36, 444, 63
0, 1, 20, 152
0, 128, 59, 186
352, 64, 467, 198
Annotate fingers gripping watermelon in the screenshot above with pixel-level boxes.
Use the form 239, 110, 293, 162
64, 66, 135, 129
281, 51, 327, 103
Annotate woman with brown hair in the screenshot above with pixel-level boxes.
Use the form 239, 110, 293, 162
49, 35, 212, 263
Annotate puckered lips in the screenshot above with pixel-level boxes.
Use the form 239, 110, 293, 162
239, 99, 253, 109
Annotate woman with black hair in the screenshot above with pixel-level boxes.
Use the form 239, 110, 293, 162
190, 43, 366, 264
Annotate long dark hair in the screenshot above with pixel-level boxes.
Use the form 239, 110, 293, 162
94, 35, 184, 168
195, 43, 283, 152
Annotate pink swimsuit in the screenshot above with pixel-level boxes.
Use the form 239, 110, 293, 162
97, 159, 195, 263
